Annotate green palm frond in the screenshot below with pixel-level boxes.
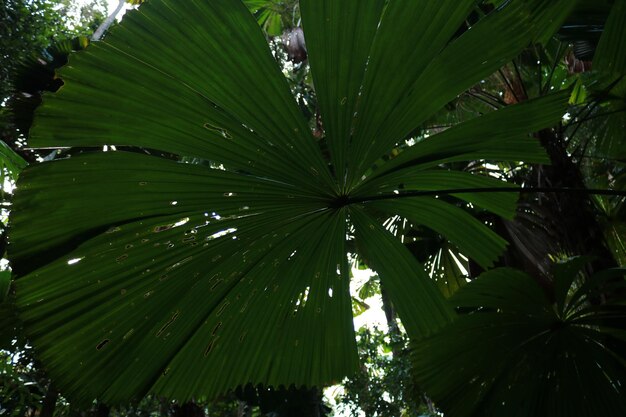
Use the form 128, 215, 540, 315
9, 0, 569, 403
412, 259, 626, 417
244, 0, 297, 36
0, 140, 27, 181
594, 0, 626, 74
427, 244, 470, 298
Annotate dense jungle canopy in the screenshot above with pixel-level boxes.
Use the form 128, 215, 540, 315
1, 1, 625, 416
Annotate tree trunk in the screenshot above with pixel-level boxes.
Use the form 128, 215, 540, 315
39, 383, 58, 417
159, 397, 170, 416
377, 286, 403, 415
92, 403, 110, 417
490, 127, 619, 301
380, 283, 426, 414
236, 400, 251, 417
92, 0, 126, 41
536, 128, 617, 271
172, 401, 205, 417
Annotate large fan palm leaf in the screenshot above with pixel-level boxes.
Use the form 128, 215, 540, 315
9, 0, 569, 403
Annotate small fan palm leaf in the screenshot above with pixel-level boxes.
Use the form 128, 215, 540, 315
412, 261, 626, 417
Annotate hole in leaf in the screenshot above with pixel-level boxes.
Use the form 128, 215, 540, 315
210, 279, 222, 291
156, 311, 179, 337
166, 256, 193, 272
67, 257, 84, 265
203, 122, 232, 139
96, 339, 110, 350
216, 301, 230, 317
204, 339, 218, 356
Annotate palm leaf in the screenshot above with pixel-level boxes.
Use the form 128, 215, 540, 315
300, 0, 386, 189
412, 262, 626, 417
7, 36, 90, 140
365, 198, 508, 269
361, 91, 568, 181
9, 0, 568, 403
594, 0, 626, 74
426, 245, 469, 298
244, 0, 297, 36
0, 140, 27, 180
345, 1, 541, 187
527, 0, 580, 45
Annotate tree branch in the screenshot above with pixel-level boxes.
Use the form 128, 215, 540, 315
91, 0, 126, 41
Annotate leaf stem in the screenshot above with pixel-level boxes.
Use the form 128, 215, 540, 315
346, 187, 626, 205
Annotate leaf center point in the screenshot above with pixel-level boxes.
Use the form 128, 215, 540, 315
330, 194, 351, 209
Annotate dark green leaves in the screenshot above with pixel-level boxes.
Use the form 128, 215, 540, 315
30, 0, 335, 193
595, 0, 626, 74
12, 152, 356, 402
300, 0, 386, 189
351, 208, 455, 338
361, 91, 569, 181
412, 262, 626, 417
10, 152, 324, 266
0, 140, 27, 181
0, 270, 10, 302
9, 0, 570, 404
367, 198, 508, 269
347, 1, 535, 187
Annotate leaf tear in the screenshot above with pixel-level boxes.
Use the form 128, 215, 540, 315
96, 339, 110, 350
156, 311, 179, 337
